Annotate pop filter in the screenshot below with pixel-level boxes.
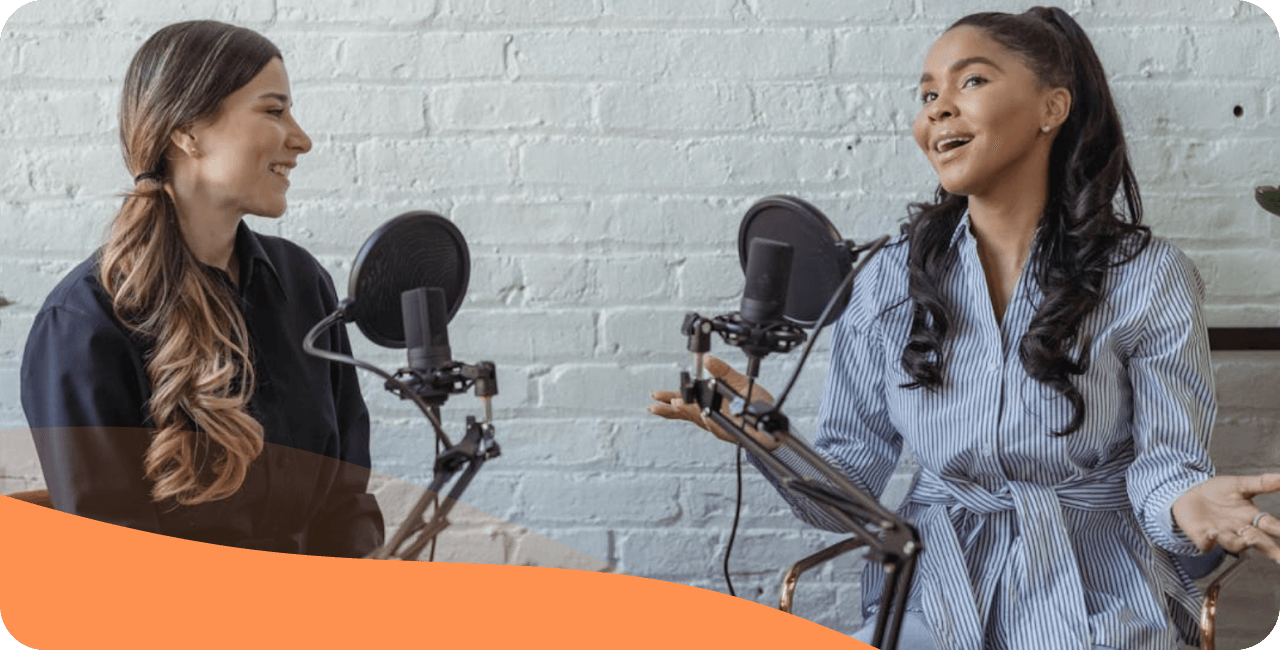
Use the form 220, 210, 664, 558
737, 196, 852, 328
346, 211, 470, 348
1257, 185, 1280, 216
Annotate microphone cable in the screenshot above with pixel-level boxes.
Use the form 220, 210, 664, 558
722, 376, 755, 598
724, 445, 744, 597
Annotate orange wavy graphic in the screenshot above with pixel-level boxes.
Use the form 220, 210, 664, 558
0, 496, 871, 649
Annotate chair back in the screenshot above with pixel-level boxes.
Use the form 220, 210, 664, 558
5, 489, 53, 508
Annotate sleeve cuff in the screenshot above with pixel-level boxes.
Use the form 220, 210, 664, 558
1154, 476, 1211, 557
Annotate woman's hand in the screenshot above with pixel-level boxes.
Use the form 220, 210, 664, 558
648, 355, 781, 452
1171, 474, 1280, 563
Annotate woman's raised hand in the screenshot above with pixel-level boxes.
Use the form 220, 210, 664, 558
648, 355, 780, 452
1171, 473, 1280, 564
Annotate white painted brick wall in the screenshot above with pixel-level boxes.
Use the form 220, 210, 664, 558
2, 0, 1279, 643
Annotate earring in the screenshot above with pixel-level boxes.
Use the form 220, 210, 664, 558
1041, 125, 1052, 133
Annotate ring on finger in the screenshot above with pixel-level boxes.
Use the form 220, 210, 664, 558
1208, 530, 1219, 541
1253, 512, 1271, 528
1237, 526, 1254, 537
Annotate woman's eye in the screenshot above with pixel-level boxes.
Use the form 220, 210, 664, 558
963, 75, 987, 88
920, 90, 937, 104
267, 108, 285, 116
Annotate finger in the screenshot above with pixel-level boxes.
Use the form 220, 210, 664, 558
703, 355, 747, 388
1218, 528, 1252, 555
651, 390, 680, 403
657, 409, 703, 428
1255, 512, 1280, 538
646, 402, 678, 419
648, 400, 693, 421
1241, 528, 1280, 565
1195, 531, 1217, 554
1242, 473, 1280, 498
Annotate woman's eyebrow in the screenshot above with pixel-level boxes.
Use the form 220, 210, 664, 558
258, 92, 291, 105
919, 56, 1004, 85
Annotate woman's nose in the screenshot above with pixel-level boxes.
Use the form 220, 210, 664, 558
288, 118, 312, 154
926, 98, 957, 122
927, 91, 957, 122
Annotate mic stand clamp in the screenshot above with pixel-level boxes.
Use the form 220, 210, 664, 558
681, 311, 806, 356
437, 415, 500, 473
367, 414, 501, 562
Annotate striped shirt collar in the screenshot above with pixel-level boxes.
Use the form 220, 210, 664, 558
949, 208, 974, 248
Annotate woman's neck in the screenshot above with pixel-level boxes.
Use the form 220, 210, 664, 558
967, 196, 1042, 268
165, 184, 242, 278
965, 157, 1049, 266
965, 178, 1048, 325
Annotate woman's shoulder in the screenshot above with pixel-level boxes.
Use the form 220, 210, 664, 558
36, 252, 117, 321
841, 233, 911, 330
27, 252, 140, 354
1110, 235, 1204, 297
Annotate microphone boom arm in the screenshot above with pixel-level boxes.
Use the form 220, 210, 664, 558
675, 232, 916, 650
368, 414, 500, 561
680, 373, 920, 650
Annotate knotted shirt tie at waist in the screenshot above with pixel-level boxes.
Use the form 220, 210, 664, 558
906, 458, 1133, 650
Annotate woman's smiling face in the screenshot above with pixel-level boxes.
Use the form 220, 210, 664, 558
178, 57, 312, 219
912, 25, 1068, 199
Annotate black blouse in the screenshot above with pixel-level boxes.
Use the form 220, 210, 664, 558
20, 221, 384, 557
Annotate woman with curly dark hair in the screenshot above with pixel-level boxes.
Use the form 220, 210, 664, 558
653, 7, 1280, 649
21, 20, 383, 557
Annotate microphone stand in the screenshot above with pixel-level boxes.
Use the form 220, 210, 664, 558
302, 308, 502, 561
369, 411, 499, 561
368, 361, 501, 561
678, 234, 919, 650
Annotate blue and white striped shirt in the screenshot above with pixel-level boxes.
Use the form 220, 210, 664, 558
763, 213, 1215, 650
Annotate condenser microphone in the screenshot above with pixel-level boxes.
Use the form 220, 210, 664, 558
402, 286, 452, 374
740, 238, 794, 326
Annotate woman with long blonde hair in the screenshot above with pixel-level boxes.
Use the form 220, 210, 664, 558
21, 20, 383, 556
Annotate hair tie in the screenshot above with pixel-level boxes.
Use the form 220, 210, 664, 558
134, 170, 163, 184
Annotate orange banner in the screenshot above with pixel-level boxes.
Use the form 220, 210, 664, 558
0, 497, 871, 649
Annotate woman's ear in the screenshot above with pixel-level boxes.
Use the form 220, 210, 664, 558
1042, 87, 1072, 132
170, 127, 201, 159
